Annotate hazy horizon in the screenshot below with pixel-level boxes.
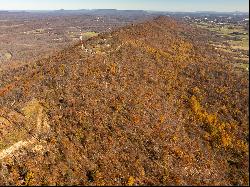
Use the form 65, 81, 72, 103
0, 9, 249, 14
0, 0, 249, 12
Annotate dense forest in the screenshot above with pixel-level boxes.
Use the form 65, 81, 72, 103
0, 16, 248, 185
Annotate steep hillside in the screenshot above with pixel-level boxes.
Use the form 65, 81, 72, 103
0, 16, 248, 186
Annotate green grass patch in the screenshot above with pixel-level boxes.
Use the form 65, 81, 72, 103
82, 32, 99, 39
228, 39, 249, 50
234, 63, 249, 71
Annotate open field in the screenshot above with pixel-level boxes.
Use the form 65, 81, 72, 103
0, 11, 151, 65
196, 23, 249, 49
193, 20, 249, 71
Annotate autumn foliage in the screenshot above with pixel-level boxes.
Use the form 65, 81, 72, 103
0, 16, 248, 185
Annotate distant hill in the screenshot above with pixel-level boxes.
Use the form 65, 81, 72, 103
50, 9, 150, 17
0, 16, 248, 186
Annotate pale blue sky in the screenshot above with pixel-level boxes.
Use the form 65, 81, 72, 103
0, 0, 249, 12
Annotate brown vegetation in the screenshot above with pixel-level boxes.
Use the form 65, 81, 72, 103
0, 16, 248, 185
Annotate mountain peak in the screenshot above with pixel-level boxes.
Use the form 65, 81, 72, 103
0, 17, 248, 186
